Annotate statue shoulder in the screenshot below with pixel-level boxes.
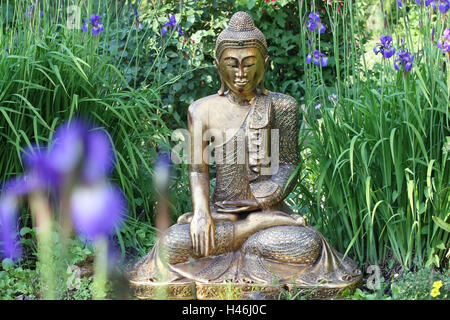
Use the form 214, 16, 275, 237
270, 92, 299, 114
188, 94, 220, 122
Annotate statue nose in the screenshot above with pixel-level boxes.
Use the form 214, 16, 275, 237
236, 66, 246, 78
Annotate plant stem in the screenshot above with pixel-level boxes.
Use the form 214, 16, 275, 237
92, 236, 108, 300
29, 191, 55, 300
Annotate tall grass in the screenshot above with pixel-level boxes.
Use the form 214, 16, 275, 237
298, 0, 449, 269
0, 0, 175, 259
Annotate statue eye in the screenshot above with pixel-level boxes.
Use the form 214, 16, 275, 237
244, 64, 255, 68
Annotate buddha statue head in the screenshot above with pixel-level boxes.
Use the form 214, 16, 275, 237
215, 11, 269, 96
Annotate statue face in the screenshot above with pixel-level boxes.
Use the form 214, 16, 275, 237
217, 47, 268, 96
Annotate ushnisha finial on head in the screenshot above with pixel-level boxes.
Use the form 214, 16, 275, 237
215, 11, 269, 96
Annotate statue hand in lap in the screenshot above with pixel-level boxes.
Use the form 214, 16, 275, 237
215, 199, 259, 213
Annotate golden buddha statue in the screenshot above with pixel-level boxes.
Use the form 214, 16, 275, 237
129, 11, 362, 299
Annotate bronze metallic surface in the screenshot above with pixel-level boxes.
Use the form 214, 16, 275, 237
128, 11, 362, 299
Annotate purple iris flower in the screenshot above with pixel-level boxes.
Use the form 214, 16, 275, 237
162, 14, 183, 37
165, 15, 177, 29
85, 14, 105, 36
438, 0, 450, 12
25, 3, 35, 18
0, 173, 45, 261
70, 182, 126, 241
0, 119, 127, 260
307, 12, 320, 31
437, 28, 450, 55
307, 12, 326, 34
154, 152, 172, 192
0, 195, 21, 261
424, 0, 450, 12
306, 50, 328, 67
394, 48, 414, 72
373, 35, 396, 58
82, 21, 88, 33
328, 93, 338, 101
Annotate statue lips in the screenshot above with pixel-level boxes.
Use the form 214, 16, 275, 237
234, 80, 249, 92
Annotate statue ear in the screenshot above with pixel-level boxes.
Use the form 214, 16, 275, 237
215, 59, 226, 96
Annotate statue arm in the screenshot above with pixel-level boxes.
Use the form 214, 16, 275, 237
187, 102, 215, 256
250, 95, 300, 210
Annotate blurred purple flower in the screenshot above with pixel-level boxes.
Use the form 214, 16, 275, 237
0, 173, 47, 261
306, 50, 328, 67
439, 0, 450, 12
70, 182, 126, 240
161, 27, 167, 36
394, 48, 414, 72
425, 0, 450, 12
0, 195, 21, 261
81, 130, 114, 184
20, 122, 101, 189
397, 0, 402, 7
328, 93, 338, 103
315, 104, 321, 110
0, 118, 125, 260
373, 34, 396, 58
154, 152, 171, 192
437, 28, 450, 55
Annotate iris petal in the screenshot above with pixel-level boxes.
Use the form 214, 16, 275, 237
48, 121, 86, 176
70, 182, 126, 240
306, 54, 311, 64
81, 129, 114, 184
0, 196, 22, 261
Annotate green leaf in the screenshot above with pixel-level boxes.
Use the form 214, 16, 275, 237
432, 216, 450, 233
20, 227, 32, 237
2, 258, 14, 270
436, 242, 446, 250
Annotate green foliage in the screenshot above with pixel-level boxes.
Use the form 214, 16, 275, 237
0, 259, 39, 299
342, 266, 450, 300
298, 0, 449, 269
0, 233, 97, 299
391, 268, 450, 300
